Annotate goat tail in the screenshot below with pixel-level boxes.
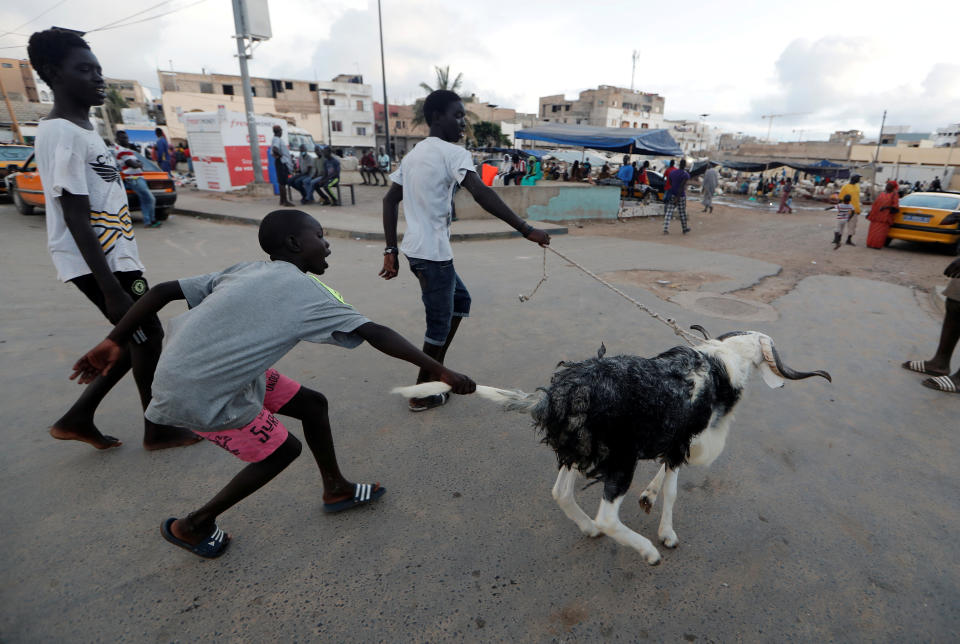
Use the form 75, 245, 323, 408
390, 382, 543, 413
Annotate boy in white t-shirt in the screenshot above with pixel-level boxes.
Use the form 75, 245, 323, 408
380, 90, 551, 411
28, 28, 199, 451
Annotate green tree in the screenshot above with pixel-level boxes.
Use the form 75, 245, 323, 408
471, 121, 510, 147
104, 88, 127, 126
412, 65, 478, 138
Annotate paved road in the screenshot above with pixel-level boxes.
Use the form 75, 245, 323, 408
1, 206, 957, 642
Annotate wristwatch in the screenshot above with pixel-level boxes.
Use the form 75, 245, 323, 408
383, 246, 399, 256
520, 223, 534, 237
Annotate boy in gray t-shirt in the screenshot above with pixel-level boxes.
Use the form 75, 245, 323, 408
72, 209, 476, 559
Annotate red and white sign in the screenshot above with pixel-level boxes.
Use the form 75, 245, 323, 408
182, 109, 286, 192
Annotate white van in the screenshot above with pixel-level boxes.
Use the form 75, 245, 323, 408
288, 126, 319, 171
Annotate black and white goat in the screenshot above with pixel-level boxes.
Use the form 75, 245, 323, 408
394, 328, 831, 565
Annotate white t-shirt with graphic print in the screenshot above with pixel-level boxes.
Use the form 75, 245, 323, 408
389, 137, 475, 261
35, 118, 144, 282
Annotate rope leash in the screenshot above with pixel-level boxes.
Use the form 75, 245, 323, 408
519, 245, 701, 347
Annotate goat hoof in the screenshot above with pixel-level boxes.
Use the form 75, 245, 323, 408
580, 524, 601, 538
659, 532, 679, 548
644, 550, 662, 565
639, 495, 654, 514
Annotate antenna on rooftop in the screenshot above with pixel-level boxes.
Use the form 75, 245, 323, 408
630, 49, 639, 91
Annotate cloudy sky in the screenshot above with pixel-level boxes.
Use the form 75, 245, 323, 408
3, 0, 958, 140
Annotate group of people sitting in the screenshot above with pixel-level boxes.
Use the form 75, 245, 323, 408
358, 147, 392, 186
288, 145, 342, 206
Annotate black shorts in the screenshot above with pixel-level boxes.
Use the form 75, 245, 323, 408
276, 163, 291, 186
70, 270, 163, 345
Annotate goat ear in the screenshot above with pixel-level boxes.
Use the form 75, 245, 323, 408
758, 361, 785, 388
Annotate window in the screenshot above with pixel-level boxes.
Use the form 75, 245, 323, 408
323, 98, 335, 106
564, 105, 570, 111
284, 81, 293, 90
599, 100, 604, 105
222, 84, 234, 95
331, 121, 343, 132
641, 123, 648, 129
633, 122, 637, 128
356, 126, 366, 136
356, 100, 364, 111
199, 82, 214, 94
309, 83, 317, 91
1, 63, 12, 68
376, 124, 383, 133
551, 105, 561, 112
251, 86, 257, 96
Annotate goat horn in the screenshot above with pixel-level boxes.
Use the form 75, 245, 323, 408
690, 325, 711, 340
762, 340, 832, 383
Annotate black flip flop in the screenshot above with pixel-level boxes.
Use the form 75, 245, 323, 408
161, 517, 230, 559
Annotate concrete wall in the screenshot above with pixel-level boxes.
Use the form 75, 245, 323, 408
452, 184, 621, 221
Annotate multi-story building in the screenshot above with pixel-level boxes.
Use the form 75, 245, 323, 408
0, 58, 39, 102
538, 86, 665, 129
828, 129, 863, 145
374, 102, 428, 158
104, 77, 149, 108
933, 123, 960, 148
158, 70, 375, 148
663, 119, 714, 154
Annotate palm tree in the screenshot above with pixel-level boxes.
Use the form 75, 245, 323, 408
412, 65, 477, 137
104, 88, 128, 126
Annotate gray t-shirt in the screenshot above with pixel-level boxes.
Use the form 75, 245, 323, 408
145, 261, 370, 431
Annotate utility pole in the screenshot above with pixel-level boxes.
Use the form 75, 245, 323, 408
320, 88, 334, 146
630, 49, 639, 91
0, 73, 24, 144
231, 0, 266, 184
377, 0, 391, 162
871, 109, 887, 200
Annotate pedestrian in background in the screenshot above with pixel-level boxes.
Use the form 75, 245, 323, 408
701, 164, 718, 213
114, 130, 158, 227
663, 158, 691, 235
271, 125, 294, 207
154, 128, 172, 175
837, 174, 862, 246
777, 177, 793, 213
865, 180, 900, 249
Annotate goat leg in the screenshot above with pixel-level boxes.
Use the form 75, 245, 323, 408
639, 464, 667, 514
551, 467, 600, 537
657, 467, 680, 548
594, 496, 661, 565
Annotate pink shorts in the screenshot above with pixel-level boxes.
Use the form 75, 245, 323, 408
202, 369, 302, 463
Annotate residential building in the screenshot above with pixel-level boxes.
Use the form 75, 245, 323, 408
374, 102, 428, 159
158, 70, 375, 148
934, 123, 960, 147
104, 77, 149, 109
538, 86, 665, 129
663, 119, 714, 154
0, 58, 39, 102
828, 130, 863, 145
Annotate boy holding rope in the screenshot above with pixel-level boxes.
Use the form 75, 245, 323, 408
379, 90, 550, 411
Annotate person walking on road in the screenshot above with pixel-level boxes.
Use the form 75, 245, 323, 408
837, 174, 862, 246
865, 180, 900, 249
663, 158, 691, 235
701, 164, 718, 213
902, 258, 960, 393
154, 128, 172, 175
27, 27, 199, 451
380, 90, 551, 412
777, 177, 794, 213
114, 130, 158, 228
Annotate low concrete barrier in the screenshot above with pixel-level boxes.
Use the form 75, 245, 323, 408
452, 183, 621, 221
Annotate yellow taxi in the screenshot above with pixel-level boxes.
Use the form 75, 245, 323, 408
888, 191, 960, 254
0, 144, 35, 197
5, 150, 177, 219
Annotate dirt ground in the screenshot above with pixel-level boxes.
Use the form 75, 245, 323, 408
572, 196, 956, 304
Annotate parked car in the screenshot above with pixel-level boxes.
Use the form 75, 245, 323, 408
4, 151, 177, 218
887, 191, 960, 254
0, 144, 35, 197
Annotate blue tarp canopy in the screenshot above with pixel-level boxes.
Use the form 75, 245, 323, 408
515, 124, 683, 156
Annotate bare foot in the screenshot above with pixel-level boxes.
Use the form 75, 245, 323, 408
143, 422, 203, 451
49, 421, 122, 449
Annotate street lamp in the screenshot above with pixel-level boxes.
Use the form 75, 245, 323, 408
698, 113, 709, 153
320, 88, 335, 147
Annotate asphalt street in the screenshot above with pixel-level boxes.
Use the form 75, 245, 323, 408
1, 206, 957, 642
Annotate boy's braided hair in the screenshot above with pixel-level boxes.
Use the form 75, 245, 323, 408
28, 28, 90, 86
